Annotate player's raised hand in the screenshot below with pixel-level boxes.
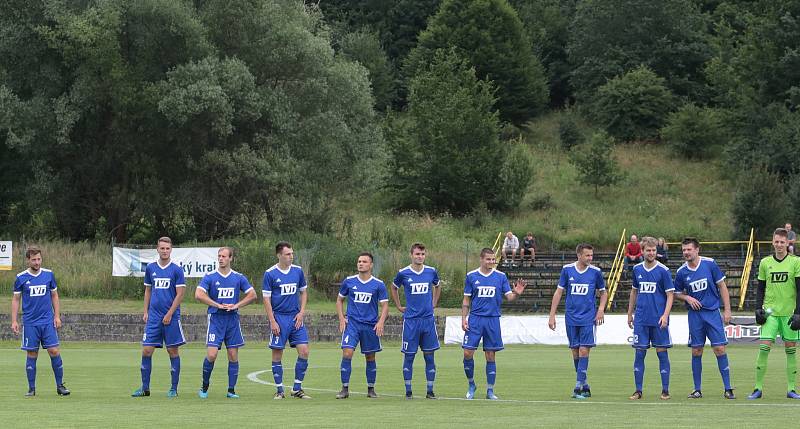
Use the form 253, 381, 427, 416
374, 322, 384, 337
548, 315, 556, 330
595, 310, 605, 326
685, 296, 702, 311
11, 320, 19, 335
513, 279, 527, 295
54, 316, 62, 329
294, 312, 304, 329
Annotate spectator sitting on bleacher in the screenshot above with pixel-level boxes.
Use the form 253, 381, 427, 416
624, 234, 643, 273
522, 232, 536, 266
656, 237, 669, 264
503, 231, 520, 265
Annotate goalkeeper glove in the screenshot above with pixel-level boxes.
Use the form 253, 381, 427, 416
789, 314, 800, 331
755, 309, 767, 325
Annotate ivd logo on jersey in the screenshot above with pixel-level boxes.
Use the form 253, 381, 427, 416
153, 278, 170, 289
477, 286, 496, 298
29, 285, 47, 297
354, 292, 372, 303
570, 284, 589, 295
771, 272, 789, 283
217, 288, 234, 299
639, 282, 657, 294
410, 283, 429, 294
690, 278, 708, 293
280, 283, 297, 296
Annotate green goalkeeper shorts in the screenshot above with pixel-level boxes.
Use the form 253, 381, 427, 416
760, 315, 800, 342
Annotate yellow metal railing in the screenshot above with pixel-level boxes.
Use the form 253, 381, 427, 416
606, 229, 627, 310
738, 228, 756, 310
492, 232, 504, 261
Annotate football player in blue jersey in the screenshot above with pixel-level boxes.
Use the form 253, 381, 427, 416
390, 243, 442, 399
462, 248, 526, 400
132, 237, 187, 398
673, 237, 735, 399
627, 237, 675, 400
195, 247, 257, 399
548, 243, 607, 399
11, 246, 70, 396
335, 252, 389, 399
262, 242, 312, 399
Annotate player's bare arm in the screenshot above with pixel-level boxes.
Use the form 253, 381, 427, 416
389, 285, 405, 313
336, 295, 347, 334
10, 292, 21, 335
627, 288, 638, 329
263, 297, 280, 336
433, 282, 442, 308
52, 289, 62, 329
596, 289, 608, 325
659, 291, 674, 328
461, 296, 471, 331
505, 279, 527, 302
195, 287, 223, 309
233, 288, 257, 311
295, 288, 307, 329
143, 286, 151, 323
548, 287, 564, 330
718, 280, 732, 324
375, 301, 389, 336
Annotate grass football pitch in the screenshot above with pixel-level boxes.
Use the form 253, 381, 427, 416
1, 342, 798, 428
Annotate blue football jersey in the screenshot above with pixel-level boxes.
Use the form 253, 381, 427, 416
262, 264, 307, 315
198, 270, 254, 314
339, 275, 388, 324
558, 263, 606, 326
632, 262, 675, 326
463, 269, 512, 317
144, 261, 186, 318
13, 269, 57, 325
392, 265, 440, 319
675, 257, 726, 311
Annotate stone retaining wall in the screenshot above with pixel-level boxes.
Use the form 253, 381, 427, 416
0, 313, 447, 344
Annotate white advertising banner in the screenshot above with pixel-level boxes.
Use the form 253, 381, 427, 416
0, 241, 11, 271
445, 314, 694, 346
112, 247, 220, 278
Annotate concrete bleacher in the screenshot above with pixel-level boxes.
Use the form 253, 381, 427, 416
500, 249, 759, 314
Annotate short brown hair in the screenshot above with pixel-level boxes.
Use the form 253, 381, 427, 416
480, 247, 495, 258
157, 236, 172, 245
640, 236, 658, 249
275, 241, 292, 254
774, 228, 789, 238
410, 243, 426, 253
218, 246, 234, 257
358, 251, 374, 262
681, 237, 700, 248
25, 246, 42, 259
576, 243, 593, 254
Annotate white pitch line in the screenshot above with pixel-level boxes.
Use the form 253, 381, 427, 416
246, 370, 800, 407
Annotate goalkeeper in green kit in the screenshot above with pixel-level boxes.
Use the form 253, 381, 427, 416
749, 228, 800, 399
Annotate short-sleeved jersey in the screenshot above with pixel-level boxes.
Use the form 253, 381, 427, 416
197, 270, 254, 314
338, 275, 388, 324
632, 262, 675, 326
144, 261, 186, 318
464, 269, 512, 317
675, 257, 726, 311
392, 265, 440, 319
558, 263, 606, 326
13, 269, 57, 326
758, 254, 800, 316
262, 264, 307, 315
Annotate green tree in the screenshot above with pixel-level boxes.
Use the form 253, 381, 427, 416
731, 167, 788, 238
660, 104, 727, 159
591, 66, 677, 142
568, 0, 711, 102
557, 110, 584, 150
407, 0, 548, 125
569, 131, 624, 196
386, 49, 530, 214
338, 29, 396, 111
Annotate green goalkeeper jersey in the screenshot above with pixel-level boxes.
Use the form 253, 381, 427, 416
758, 254, 800, 316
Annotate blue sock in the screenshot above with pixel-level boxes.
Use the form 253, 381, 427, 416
366, 360, 377, 387
50, 354, 63, 386
657, 351, 670, 392
169, 356, 180, 391
424, 353, 436, 392
691, 355, 702, 391
228, 361, 239, 391
634, 349, 646, 391
463, 358, 475, 384
141, 355, 152, 391
271, 361, 283, 393
573, 358, 579, 372
577, 356, 589, 387
202, 358, 214, 390
340, 358, 352, 386
486, 361, 497, 390
403, 354, 415, 393
716, 353, 732, 390
26, 356, 37, 390
293, 357, 308, 391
